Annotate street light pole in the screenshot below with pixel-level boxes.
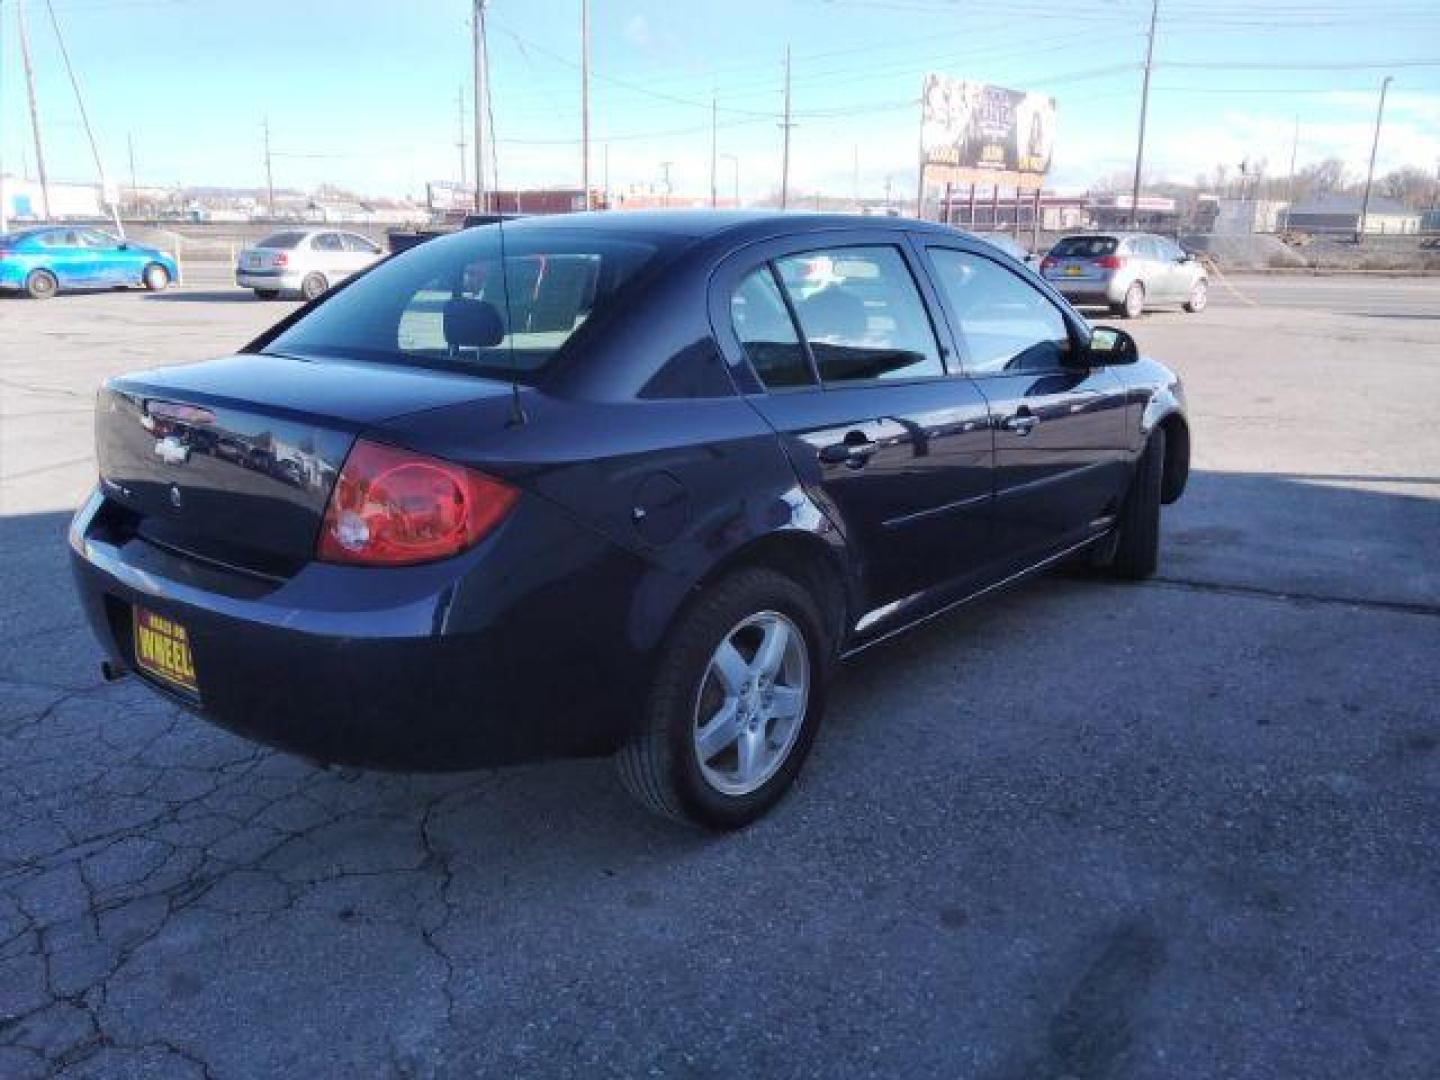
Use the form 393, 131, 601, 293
1129, 0, 1158, 229
1356, 75, 1393, 243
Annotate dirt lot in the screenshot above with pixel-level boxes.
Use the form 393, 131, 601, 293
2, 276, 1438, 1078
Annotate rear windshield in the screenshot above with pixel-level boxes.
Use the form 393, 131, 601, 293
264, 227, 659, 383
1050, 236, 1118, 258
257, 231, 309, 249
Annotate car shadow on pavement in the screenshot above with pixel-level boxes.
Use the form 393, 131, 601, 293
146, 290, 279, 304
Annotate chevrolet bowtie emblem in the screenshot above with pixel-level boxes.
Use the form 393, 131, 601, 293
155, 435, 190, 466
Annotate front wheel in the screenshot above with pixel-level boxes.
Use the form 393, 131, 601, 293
143, 263, 171, 291
1184, 279, 1208, 313
1108, 429, 1166, 580
25, 269, 58, 300
616, 567, 828, 829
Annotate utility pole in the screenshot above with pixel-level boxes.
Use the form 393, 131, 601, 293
603, 142, 610, 206
262, 117, 275, 218
128, 133, 138, 213
710, 94, 718, 208
17, 0, 51, 221
456, 86, 468, 189
1129, 0, 1159, 229
721, 153, 739, 207
472, 0, 488, 213
581, 0, 590, 209
1, 0, 9, 234
660, 161, 673, 207
44, 0, 123, 235
1357, 75, 1393, 243
779, 46, 794, 210
1281, 116, 1299, 231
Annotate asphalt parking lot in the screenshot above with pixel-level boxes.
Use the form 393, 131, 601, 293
2, 272, 1438, 1079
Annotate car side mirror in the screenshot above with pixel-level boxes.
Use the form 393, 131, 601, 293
1086, 326, 1139, 366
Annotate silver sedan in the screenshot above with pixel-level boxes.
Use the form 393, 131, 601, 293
235, 229, 384, 301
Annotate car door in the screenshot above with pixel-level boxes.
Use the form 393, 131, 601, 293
80, 229, 131, 285
310, 232, 348, 281
713, 232, 995, 611
1154, 236, 1193, 299
341, 232, 381, 279
920, 243, 1130, 567
1137, 237, 1177, 301
40, 230, 99, 287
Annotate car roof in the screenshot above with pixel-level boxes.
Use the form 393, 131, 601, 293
494, 210, 1007, 255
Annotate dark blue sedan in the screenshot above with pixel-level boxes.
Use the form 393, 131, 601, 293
0, 226, 178, 298
70, 211, 1190, 828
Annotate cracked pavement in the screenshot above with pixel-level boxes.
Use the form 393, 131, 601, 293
2, 276, 1438, 1077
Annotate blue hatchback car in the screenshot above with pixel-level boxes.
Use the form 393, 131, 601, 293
0, 226, 178, 299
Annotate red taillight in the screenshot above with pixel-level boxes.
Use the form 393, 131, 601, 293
317, 440, 518, 566
1095, 255, 1126, 270
1040, 256, 1057, 272
273, 252, 289, 267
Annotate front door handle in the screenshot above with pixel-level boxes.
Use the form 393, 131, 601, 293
818, 430, 878, 468
1001, 413, 1039, 435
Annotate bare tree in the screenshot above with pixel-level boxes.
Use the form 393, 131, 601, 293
1380, 166, 1434, 208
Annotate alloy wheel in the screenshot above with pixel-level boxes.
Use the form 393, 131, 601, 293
1124, 283, 1144, 319
692, 611, 810, 797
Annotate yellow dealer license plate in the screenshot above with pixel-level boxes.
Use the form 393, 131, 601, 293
133, 606, 200, 696
1065, 265, 1082, 276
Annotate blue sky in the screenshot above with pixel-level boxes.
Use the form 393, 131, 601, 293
1, 0, 1437, 201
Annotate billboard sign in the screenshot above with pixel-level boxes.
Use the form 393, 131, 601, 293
921, 75, 1056, 180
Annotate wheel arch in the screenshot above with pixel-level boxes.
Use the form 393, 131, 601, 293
674, 529, 855, 665
1156, 411, 1190, 503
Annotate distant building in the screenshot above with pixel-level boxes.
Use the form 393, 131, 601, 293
1205, 197, 1290, 235
1285, 196, 1421, 236
0, 176, 103, 222
936, 191, 1089, 231
1087, 193, 1178, 231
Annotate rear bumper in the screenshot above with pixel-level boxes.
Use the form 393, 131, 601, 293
236, 270, 303, 291
1047, 276, 1124, 305
68, 487, 659, 771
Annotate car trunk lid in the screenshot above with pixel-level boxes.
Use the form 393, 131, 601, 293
97, 352, 518, 578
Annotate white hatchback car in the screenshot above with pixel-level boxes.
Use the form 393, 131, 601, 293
235, 229, 384, 300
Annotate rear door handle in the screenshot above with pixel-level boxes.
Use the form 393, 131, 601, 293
1001, 413, 1039, 435
818, 431, 877, 468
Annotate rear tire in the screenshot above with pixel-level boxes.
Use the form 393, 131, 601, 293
300, 273, 328, 301
1184, 279, 1208, 313
25, 269, 58, 300
1108, 429, 1165, 580
616, 567, 829, 830
1113, 281, 1145, 320
142, 263, 171, 291
254, 289, 280, 300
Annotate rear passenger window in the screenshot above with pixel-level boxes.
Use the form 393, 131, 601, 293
774, 246, 944, 384
730, 267, 813, 389
928, 248, 1071, 376
313, 233, 344, 252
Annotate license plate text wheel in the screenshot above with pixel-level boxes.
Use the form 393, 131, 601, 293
133, 606, 200, 697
